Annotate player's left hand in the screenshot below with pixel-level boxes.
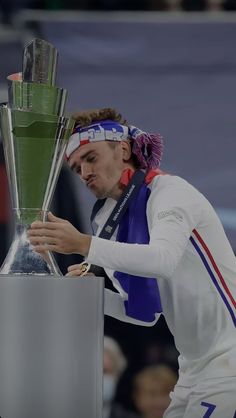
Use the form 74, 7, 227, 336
28, 212, 91, 256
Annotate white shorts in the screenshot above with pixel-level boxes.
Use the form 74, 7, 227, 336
164, 377, 236, 418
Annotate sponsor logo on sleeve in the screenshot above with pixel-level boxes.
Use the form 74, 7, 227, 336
157, 210, 183, 222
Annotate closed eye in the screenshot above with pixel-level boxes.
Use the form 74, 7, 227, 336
87, 155, 96, 163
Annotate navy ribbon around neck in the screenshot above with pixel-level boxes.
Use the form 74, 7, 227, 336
91, 170, 162, 322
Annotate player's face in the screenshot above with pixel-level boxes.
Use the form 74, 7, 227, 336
69, 141, 128, 200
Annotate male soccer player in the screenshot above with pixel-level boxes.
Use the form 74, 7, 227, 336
29, 108, 236, 417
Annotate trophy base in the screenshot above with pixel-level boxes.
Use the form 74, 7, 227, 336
0, 224, 61, 276
0, 274, 104, 418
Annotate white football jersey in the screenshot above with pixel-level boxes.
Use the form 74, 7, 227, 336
87, 175, 236, 386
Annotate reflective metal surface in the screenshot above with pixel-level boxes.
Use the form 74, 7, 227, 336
22, 38, 58, 85
7, 79, 67, 116
0, 39, 75, 275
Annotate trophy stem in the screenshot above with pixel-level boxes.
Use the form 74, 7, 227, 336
0, 210, 61, 276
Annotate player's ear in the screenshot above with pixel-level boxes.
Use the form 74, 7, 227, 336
121, 140, 132, 162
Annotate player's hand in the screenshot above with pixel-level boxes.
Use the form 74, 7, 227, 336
28, 212, 91, 256
66, 263, 95, 277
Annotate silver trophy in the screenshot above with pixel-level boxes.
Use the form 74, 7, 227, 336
0, 38, 74, 275
0, 39, 104, 418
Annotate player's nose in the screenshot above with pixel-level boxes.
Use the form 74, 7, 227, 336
80, 163, 93, 181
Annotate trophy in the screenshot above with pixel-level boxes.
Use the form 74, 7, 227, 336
0, 38, 75, 275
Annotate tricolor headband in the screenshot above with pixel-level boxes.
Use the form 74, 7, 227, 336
66, 120, 163, 170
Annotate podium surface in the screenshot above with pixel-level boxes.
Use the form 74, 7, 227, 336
0, 275, 104, 418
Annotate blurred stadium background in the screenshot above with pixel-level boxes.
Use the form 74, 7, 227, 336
0, 0, 236, 412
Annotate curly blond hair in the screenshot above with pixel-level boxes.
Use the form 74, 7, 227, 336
72, 107, 128, 127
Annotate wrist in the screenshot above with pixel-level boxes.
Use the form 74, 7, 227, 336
79, 234, 92, 256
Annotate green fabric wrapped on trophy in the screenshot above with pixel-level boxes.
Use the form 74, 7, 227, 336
0, 39, 75, 275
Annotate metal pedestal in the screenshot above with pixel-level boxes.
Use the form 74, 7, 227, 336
0, 275, 104, 418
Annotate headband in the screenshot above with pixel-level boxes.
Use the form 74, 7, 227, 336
66, 120, 163, 169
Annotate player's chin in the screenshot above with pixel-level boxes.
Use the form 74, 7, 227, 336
91, 188, 107, 199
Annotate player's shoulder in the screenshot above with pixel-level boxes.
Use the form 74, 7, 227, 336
150, 173, 196, 192
149, 174, 208, 208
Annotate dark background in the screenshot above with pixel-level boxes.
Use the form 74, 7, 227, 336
0, 8, 236, 410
